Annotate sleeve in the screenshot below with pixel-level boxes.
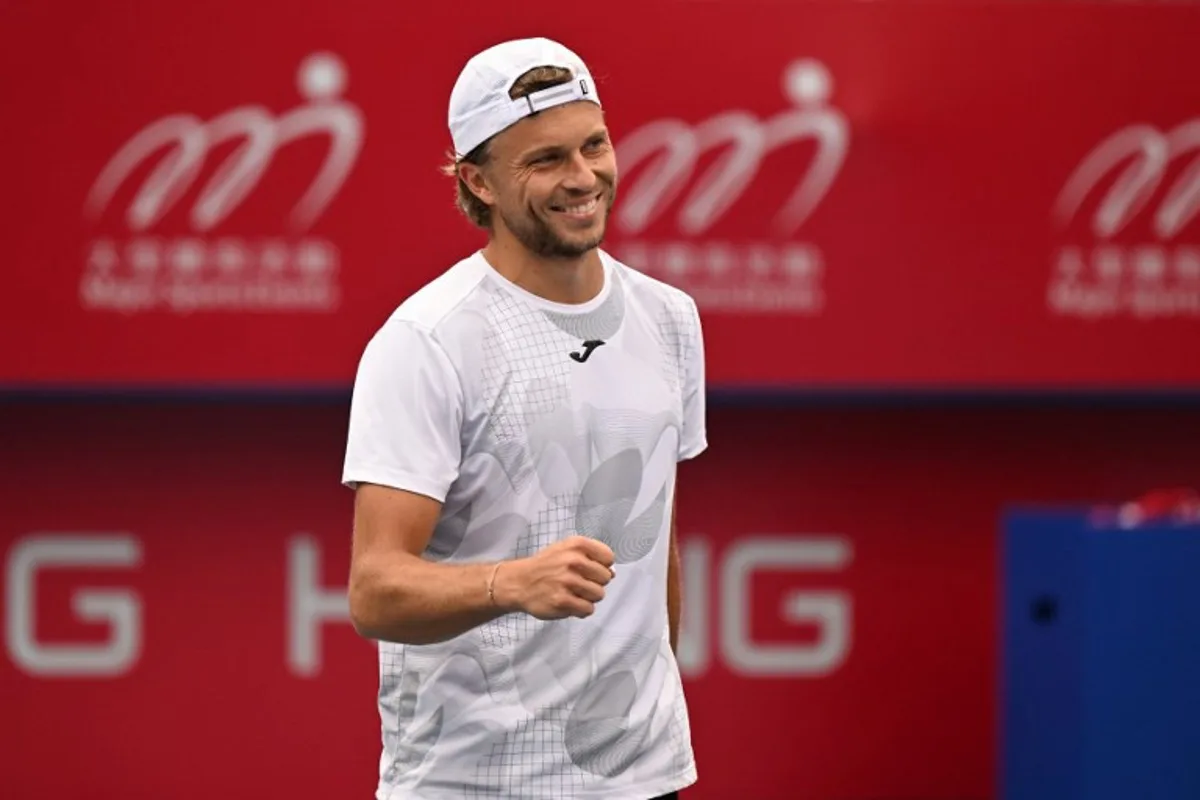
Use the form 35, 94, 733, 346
341, 320, 464, 502
677, 297, 708, 461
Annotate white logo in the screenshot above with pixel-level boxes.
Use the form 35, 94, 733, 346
611, 60, 848, 313
81, 52, 363, 314
1050, 121, 1200, 319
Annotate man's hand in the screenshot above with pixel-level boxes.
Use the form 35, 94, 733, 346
498, 536, 615, 620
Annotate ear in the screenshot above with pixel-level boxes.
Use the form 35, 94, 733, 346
458, 161, 497, 207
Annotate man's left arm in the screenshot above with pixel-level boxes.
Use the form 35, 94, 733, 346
670, 294, 707, 658
667, 500, 681, 655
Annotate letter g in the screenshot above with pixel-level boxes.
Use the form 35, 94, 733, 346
5, 535, 143, 678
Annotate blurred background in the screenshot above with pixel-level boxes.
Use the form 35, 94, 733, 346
4, 0, 1200, 798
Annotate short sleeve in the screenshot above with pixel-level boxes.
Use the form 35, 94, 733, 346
678, 298, 708, 461
341, 320, 464, 502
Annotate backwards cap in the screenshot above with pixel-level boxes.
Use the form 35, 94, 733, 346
448, 37, 601, 158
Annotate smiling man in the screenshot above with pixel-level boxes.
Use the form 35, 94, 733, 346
342, 37, 707, 800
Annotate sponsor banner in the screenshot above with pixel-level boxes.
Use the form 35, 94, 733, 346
78, 51, 358, 317
4, 1, 1200, 388
7, 401, 1199, 797
1, 402, 1001, 799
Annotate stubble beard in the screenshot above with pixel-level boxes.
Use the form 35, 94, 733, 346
500, 183, 617, 260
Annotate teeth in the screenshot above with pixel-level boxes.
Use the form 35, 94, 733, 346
560, 198, 598, 215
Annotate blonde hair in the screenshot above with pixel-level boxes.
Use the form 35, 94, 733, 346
441, 66, 577, 229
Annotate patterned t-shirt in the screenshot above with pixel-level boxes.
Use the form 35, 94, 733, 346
342, 248, 707, 799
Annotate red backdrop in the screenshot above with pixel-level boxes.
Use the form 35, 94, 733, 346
5, 402, 1200, 798
4, 0, 1200, 389
5, 0, 1200, 797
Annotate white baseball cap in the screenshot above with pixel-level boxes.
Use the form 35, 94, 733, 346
448, 37, 602, 159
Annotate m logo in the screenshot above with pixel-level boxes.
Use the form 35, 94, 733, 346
1054, 121, 1200, 240
569, 340, 606, 363
87, 52, 363, 233
80, 52, 359, 315
1048, 120, 1200, 321
608, 59, 846, 315
613, 59, 848, 237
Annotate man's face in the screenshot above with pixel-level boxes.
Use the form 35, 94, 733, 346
476, 101, 617, 259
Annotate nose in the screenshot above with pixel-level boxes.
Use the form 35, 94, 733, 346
561, 150, 598, 193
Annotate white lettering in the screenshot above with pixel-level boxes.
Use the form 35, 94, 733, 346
721, 536, 853, 677
676, 538, 711, 677
287, 534, 349, 677
6, 533, 853, 681
5, 534, 143, 677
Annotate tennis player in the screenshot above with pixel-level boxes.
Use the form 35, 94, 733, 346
343, 36, 707, 799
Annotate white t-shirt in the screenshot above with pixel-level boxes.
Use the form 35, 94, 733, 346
342, 248, 707, 800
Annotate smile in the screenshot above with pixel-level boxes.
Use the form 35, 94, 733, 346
550, 195, 601, 218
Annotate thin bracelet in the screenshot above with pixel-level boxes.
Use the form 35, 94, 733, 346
487, 562, 503, 606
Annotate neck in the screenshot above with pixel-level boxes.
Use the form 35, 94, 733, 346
481, 232, 604, 305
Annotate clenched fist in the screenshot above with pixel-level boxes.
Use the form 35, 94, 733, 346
496, 536, 615, 620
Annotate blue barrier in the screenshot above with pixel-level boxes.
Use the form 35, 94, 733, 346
1002, 509, 1200, 800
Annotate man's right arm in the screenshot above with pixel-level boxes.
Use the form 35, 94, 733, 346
343, 321, 614, 645
348, 483, 615, 645
348, 483, 514, 644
